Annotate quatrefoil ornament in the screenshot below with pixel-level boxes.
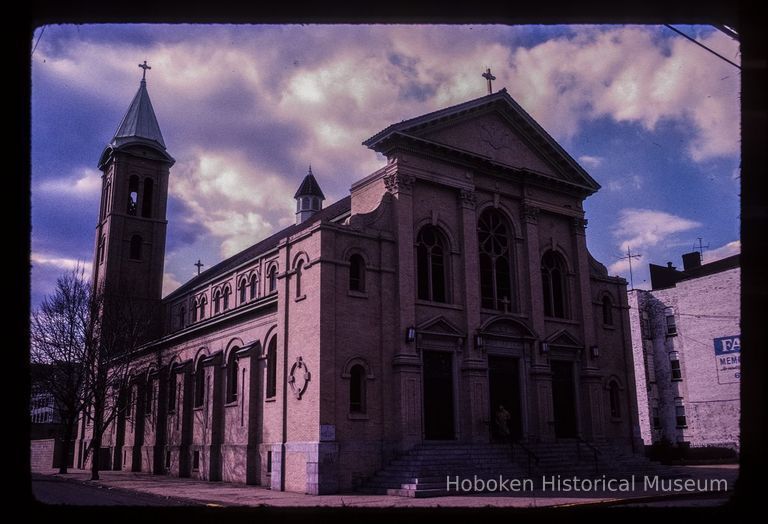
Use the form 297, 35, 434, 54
288, 356, 311, 399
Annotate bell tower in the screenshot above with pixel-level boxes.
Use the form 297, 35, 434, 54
91, 62, 174, 309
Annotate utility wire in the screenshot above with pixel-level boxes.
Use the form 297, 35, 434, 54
664, 24, 741, 70
31, 26, 46, 57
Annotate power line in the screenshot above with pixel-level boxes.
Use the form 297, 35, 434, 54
31, 26, 46, 57
664, 25, 741, 70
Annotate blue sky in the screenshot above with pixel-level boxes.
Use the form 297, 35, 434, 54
30, 24, 741, 307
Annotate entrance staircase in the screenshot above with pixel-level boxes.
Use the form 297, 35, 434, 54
357, 439, 685, 498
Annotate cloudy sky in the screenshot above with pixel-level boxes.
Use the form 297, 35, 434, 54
30, 24, 741, 307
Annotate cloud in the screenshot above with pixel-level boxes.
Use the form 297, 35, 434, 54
507, 26, 740, 161
162, 272, 183, 298
578, 155, 603, 168
30, 24, 741, 307
704, 240, 740, 262
612, 208, 701, 251
35, 168, 102, 198
607, 253, 647, 276
31, 252, 92, 278
170, 152, 297, 259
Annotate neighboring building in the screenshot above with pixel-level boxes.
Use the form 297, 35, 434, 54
75, 68, 643, 494
627, 252, 740, 451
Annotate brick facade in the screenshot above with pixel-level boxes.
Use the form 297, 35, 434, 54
627, 255, 740, 450
75, 85, 642, 493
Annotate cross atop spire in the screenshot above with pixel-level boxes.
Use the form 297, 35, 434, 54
139, 60, 151, 82
482, 67, 496, 95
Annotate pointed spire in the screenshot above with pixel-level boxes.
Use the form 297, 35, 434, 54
294, 165, 326, 199
111, 65, 167, 150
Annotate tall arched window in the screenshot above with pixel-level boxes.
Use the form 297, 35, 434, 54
478, 209, 514, 311
145, 378, 154, 417
178, 305, 185, 329
349, 254, 365, 292
141, 178, 154, 218
127, 175, 139, 215
226, 349, 239, 403
191, 299, 197, 322
268, 266, 277, 294
349, 364, 366, 414
167, 368, 177, 413
416, 225, 448, 303
238, 278, 247, 304
129, 235, 143, 260
199, 296, 207, 320
223, 285, 231, 310
194, 360, 205, 408
266, 337, 277, 399
98, 235, 105, 265
602, 295, 613, 326
609, 380, 621, 418
541, 251, 568, 318
213, 289, 222, 314
250, 274, 258, 300
295, 260, 304, 298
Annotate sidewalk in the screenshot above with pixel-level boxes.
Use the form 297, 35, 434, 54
32, 464, 738, 508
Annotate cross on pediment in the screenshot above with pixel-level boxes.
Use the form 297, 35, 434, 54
482, 67, 496, 95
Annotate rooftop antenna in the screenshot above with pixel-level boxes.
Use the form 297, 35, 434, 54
694, 237, 709, 263
617, 246, 642, 290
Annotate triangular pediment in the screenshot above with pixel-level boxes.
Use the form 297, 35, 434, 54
363, 90, 599, 193
418, 111, 559, 176
545, 329, 582, 348
417, 316, 464, 337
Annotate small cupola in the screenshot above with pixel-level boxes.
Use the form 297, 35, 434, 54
294, 165, 325, 224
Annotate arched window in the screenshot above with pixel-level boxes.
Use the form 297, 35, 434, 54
295, 260, 304, 298
602, 295, 613, 325
349, 364, 366, 414
226, 349, 239, 403
167, 369, 177, 413
349, 254, 365, 292
238, 278, 247, 304
249, 274, 258, 300
194, 360, 205, 408
145, 378, 154, 417
127, 175, 139, 215
609, 380, 621, 418
178, 305, 185, 329
266, 337, 277, 399
268, 266, 277, 294
478, 209, 514, 311
541, 251, 568, 318
129, 235, 143, 260
141, 178, 154, 218
213, 289, 222, 315
223, 285, 231, 310
191, 299, 197, 322
416, 225, 448, 303
98, 235, 105, 265
199, 296, 207, 320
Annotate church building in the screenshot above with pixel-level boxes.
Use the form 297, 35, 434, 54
74, 66, 643, 494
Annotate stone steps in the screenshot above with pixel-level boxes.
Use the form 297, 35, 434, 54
357, 441, 686, 497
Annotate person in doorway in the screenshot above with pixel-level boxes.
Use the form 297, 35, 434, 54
495, 404, 511, 439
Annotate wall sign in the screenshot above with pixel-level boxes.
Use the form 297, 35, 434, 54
714, 335, 740, 384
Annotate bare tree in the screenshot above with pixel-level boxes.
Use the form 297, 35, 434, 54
30, 266, 91, 474
81, 289, 156, 480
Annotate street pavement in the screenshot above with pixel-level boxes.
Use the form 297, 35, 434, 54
30, 464, 739, 508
